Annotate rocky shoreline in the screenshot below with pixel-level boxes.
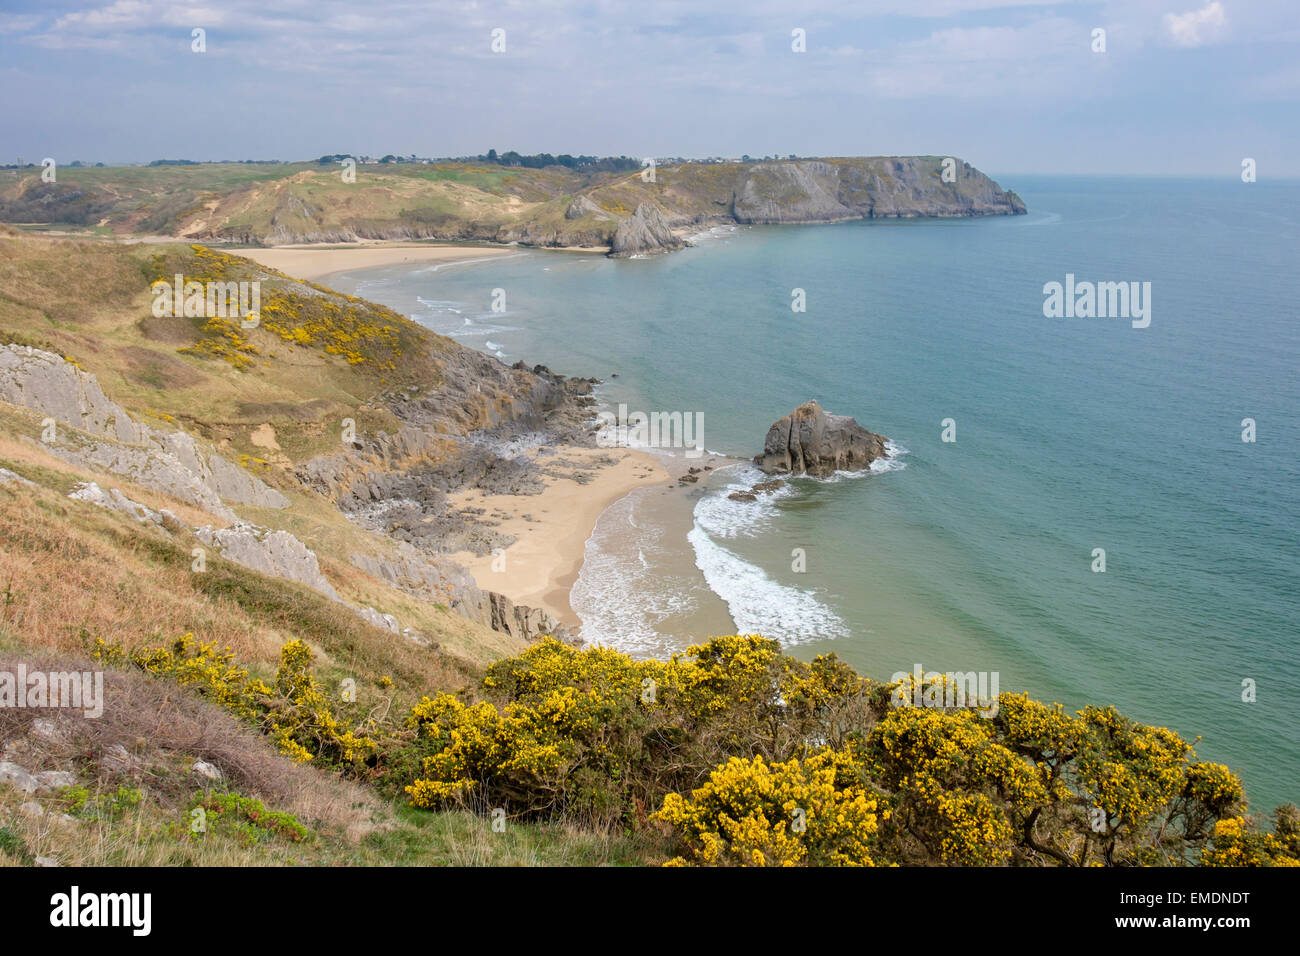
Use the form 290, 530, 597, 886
0, 342, 612, 646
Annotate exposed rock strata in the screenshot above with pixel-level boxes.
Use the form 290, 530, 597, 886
196, 522, 340, 600
755, 401, 889, 477
0, 344, 289, 516
610, 203, 686, 258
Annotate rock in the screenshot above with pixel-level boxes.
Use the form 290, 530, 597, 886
20, 801, 44, 818
44, 438, 238, 522
35, 856, 60, 867
0, 344, 288, 518
0, 760, 39, 793
0, 344, 149, 445
755, 401, 889, 477
403, 628, 431, 647
100, 744, 142, 774
678, 473, 699, 483
733, 161, 855, 224
731, 157, 1025, 224
350, 545, 556, 642
356, 606, 400, 633
751, 479, 785, 494
28, 719, 63, 745
488, 591, 559, 643
564, 195, 612, 220
728, 491, 758, 503
610, 203, 685, 258
0, 467, 35, 487
35, 770, 76, 793
68, 481, 167, 527
191, 760, 222, 782
157, 430, 290, 509
195, 522, 339, 600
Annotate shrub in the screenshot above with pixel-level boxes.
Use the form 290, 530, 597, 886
403, 636, 1293, 867
184, 792, 310, 845
94, 634, 379, 771
652, 749, 879, 867
403, 635, 873, 825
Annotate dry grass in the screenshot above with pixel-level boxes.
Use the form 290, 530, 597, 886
0, 650, 380, 832
0, 465, 482, 699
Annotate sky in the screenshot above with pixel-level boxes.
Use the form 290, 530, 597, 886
1, 0, 1297, 174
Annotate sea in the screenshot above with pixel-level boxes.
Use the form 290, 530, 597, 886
323, 176, 1300, 813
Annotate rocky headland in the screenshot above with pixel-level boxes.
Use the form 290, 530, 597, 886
0, 156, 1025, 259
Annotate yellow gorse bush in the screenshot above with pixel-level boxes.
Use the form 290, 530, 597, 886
405, 635, 868, 822
401, 636, 1292, 867
94, 634, 379, 770
653, 750, 879, 867
151, 245, 423, 372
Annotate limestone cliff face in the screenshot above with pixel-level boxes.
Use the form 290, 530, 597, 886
0, 344, 290, 518
755, 401, 889, 477
609, 203, 686, 258
731, 161, 857, 223
565, 195, 613, 220
732, 157, 1025, 224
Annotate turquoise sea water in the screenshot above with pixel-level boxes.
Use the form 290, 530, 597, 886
328, 176, 1300, 813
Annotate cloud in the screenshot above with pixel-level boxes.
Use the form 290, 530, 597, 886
0, 14, 42, 34
865, 18, 1088, 99
52, 0, 151, 31
1163, 2, 1227, 47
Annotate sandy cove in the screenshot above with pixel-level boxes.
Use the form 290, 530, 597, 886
448, 446, 669, 627
236, 241, 518, 281
247, 243, 656, 632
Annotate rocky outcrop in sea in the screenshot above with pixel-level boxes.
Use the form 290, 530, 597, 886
755, 400, 889, 477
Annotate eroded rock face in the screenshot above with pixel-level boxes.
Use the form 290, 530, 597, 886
195, 522, 340, 600
732, 161, 855, 223
0, 344, 289, 517
610, 203, 685, 257
564, 195, 612, 220
488, 591, 561, 644
0, 344, 149, 445
68, 481, 178, 530
349, 545, 568, 644
755, 401, 888, 477
732, 157, 1026, 224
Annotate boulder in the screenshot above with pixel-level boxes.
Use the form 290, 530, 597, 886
0, 760, 38, 794
755, 401, 888, 477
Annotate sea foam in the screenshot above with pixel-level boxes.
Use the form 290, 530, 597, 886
687, 524, 849, 645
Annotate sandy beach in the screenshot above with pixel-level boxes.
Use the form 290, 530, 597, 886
447, 446, 669, 627
237, 241, 517, 281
